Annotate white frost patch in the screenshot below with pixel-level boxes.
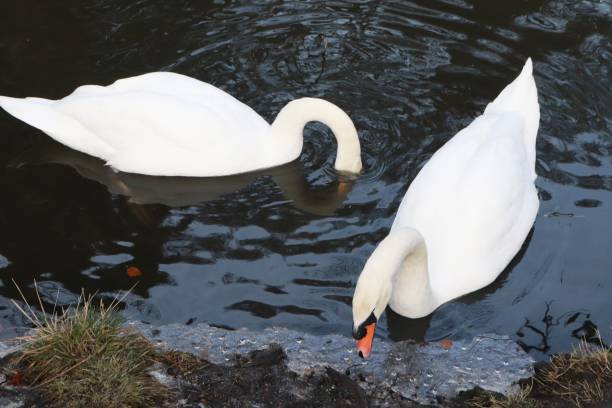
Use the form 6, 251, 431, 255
0, 254, 10, 269
149, 365, 176, 388
90, 253, 134, 265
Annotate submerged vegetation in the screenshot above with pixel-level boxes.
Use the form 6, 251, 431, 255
8, 287, 164, 408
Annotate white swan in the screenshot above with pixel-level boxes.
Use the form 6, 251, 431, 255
352, 58, 540, 358
0, 73, 362, 177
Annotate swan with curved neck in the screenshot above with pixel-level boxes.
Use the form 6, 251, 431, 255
0, 72, 362, 177
352, 58, 540, 358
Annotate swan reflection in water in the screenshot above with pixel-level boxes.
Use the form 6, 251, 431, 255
12, 140, 356, 216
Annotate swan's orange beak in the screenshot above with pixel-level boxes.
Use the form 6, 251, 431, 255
356, 322, 376, 359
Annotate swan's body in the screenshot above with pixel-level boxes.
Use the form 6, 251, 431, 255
0, 73, 361, 177
353, 59, 539, 356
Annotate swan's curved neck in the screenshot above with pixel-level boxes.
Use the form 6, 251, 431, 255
367, 227, 437, 318
271, 98, 362, 174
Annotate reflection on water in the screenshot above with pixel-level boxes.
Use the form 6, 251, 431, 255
0, 0, 610, 359
516, 302, 602, 355
12, 141, 354, 215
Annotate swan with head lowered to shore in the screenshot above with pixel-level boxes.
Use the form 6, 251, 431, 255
352, 58, 540, 358
0, 72, 362, 177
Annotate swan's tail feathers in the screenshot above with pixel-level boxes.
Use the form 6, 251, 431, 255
485, 58, 539, 116
484, 58, 540, 179
0, 96, 114, 158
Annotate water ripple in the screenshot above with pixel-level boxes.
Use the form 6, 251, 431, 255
0, 0, 610, 356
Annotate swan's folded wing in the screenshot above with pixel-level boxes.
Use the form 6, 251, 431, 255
53, 73, 271, 154
393, 112, 539, 299
108, 72, 271, 139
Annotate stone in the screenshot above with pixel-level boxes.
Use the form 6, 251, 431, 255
130, 321, 534, 405
0, 341, 19, 359
0, 396, 25, 408
0, 254, 10, 269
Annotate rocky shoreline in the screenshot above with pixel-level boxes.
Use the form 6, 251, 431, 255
133, 322, 533, 406
1, 321, 534, 407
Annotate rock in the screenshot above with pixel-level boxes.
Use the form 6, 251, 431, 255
0, 254, 10, 269
0, 341, 19, 359
149, 362, 177, 388
0, 396, 25, 408
131, 322, 534, 405
0, 298, 32, 342
382, 334, 533, 405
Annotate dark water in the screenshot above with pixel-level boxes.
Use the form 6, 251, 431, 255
0, 0, 610, 360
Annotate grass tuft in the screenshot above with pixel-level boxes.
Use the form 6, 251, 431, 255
11, 285, 165, 408
465, 336, 611, 408
536, 339, 611, 406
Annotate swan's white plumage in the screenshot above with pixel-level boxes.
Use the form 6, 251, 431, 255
0, 72, 361, 176
353, 58, 540, 327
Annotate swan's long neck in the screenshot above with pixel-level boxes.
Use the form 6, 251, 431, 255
388, 228, 437, 318
270, 97, 362, 174
356, 227, 437, 320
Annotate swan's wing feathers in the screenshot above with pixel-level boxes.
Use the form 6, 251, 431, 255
2, 72, 275, 176
108, 72, 270, 134
394, 112, 538, 296
53, 74, 270, 153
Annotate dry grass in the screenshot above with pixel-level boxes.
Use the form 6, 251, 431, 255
466, 337, 611, 408
536, 339, 611, 407
465, 382, 540, 408
10, 283, 165, 408
158, 350, 208, 377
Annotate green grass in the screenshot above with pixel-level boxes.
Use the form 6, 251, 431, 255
11, 286, 165, 408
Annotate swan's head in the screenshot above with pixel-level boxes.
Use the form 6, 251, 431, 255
352, 259, 393, 359
352, 228, 429, 358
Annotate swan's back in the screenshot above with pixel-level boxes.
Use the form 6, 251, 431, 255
62, 72, 270, 139
393, 59, 540, 305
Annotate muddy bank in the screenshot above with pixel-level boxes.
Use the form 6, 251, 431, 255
159, 344, 395, 407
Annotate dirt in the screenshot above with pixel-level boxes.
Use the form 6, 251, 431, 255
160, 344, 418, 408
155, 344, 610, 408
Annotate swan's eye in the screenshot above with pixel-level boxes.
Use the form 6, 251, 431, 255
352, 311, 376, 340
353, 326, 366, 340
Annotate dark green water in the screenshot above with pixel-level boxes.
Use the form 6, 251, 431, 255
0, 0, 610, 359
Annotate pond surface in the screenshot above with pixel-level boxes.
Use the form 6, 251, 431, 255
0, 0, 610, 359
